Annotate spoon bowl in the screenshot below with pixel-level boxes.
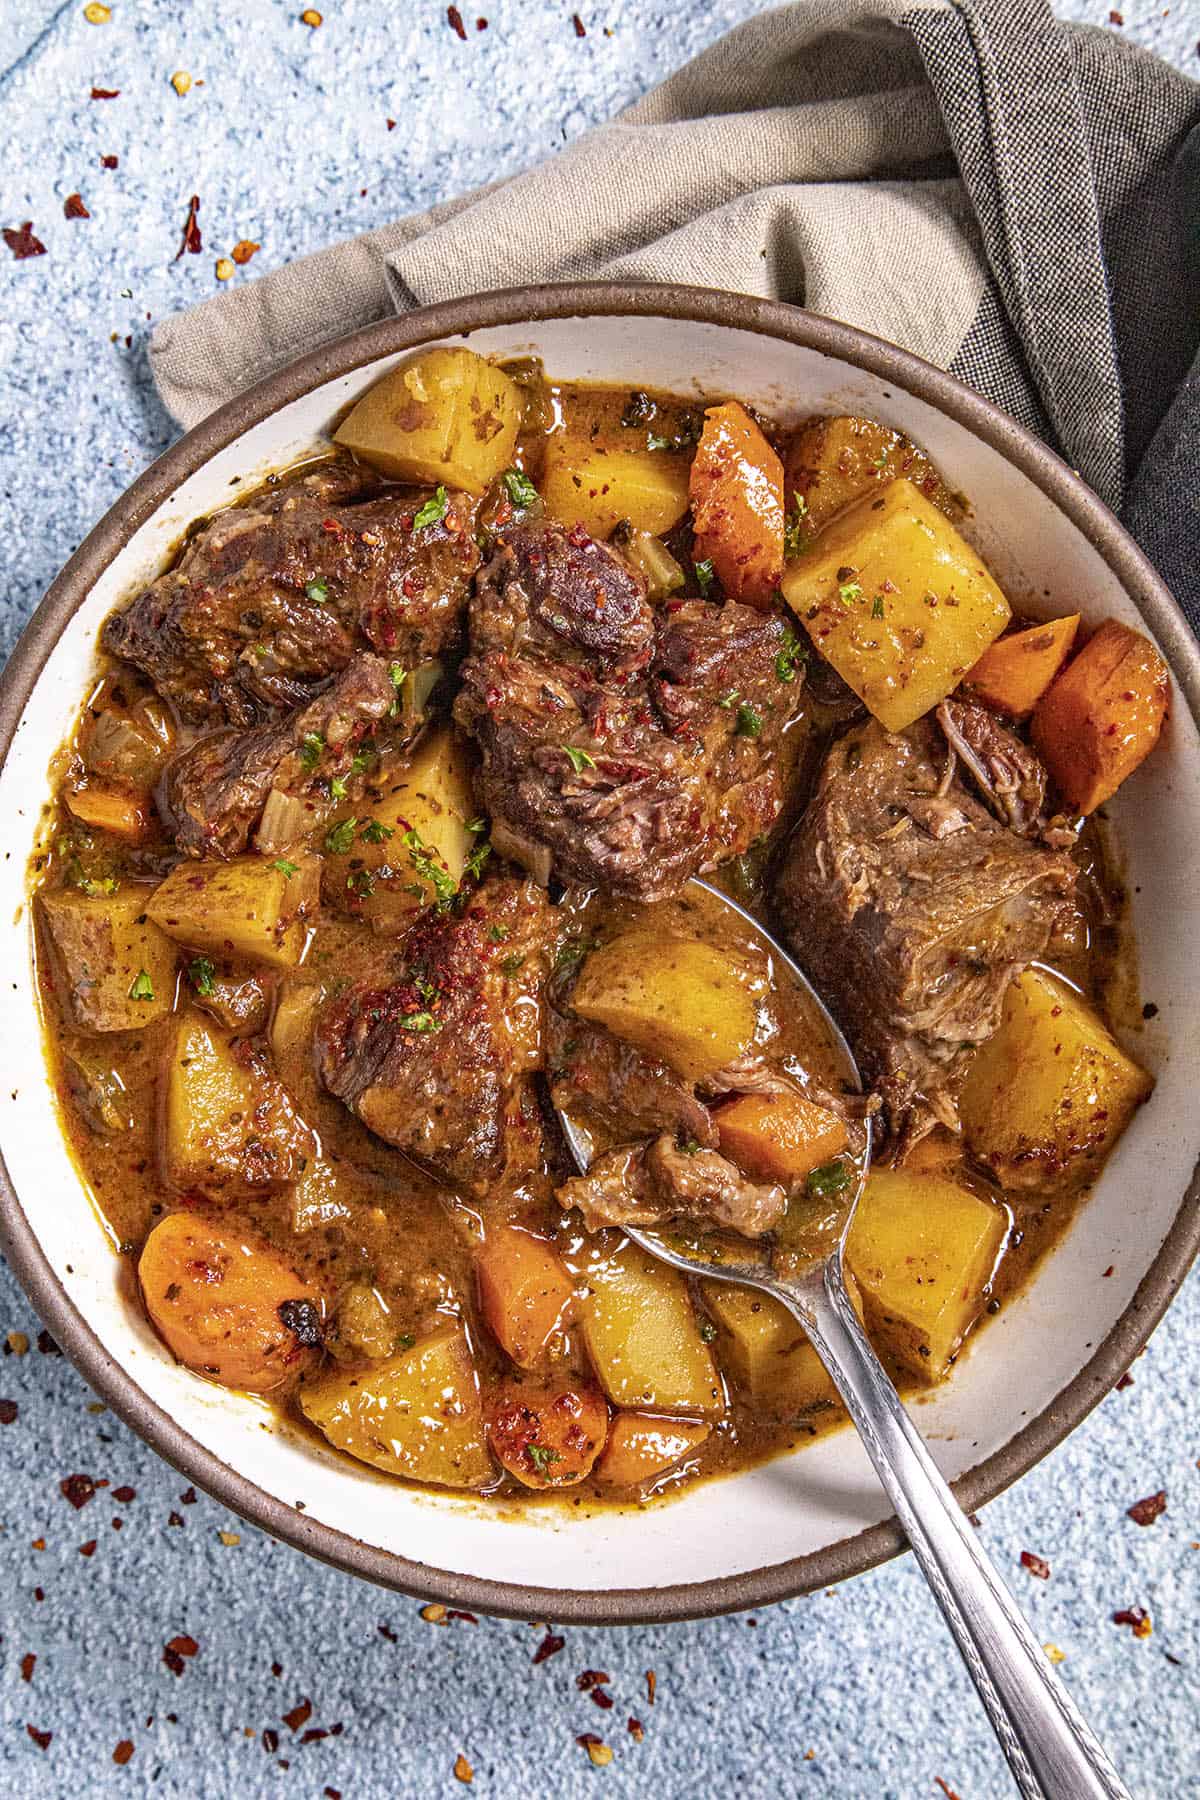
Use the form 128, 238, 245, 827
552, 878, 1129, 1800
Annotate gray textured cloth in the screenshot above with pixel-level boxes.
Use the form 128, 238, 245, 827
150, 0, 1200, 618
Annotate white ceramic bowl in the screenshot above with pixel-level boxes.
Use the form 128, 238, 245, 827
2, 286, 1197, 1623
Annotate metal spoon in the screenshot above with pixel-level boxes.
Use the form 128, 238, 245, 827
555, 879, 1128, 1800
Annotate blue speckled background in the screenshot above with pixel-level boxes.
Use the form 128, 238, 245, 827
1, 3, 1197, 1795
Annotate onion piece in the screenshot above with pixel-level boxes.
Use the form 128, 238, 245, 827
255, 787, 316, 855
403, 658, 444, 730
620, 530, 684, 602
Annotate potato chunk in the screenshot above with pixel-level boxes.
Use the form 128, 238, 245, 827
1031, 620, 1169, 814
595, 1414, 711, 1488
577, 1238, 722, 1416
485, 1378, 608, 1488
38, 886, 176, 1032
476, 1225, 575, 1370
160, 1009, 309, 1194
571, 932, 757, 1084
324, 725, 477, 932
958, 967, 1153, 1192
139, 1212, 321, 1394
148, 852, 319, 968
845, 1169, 1007, 1380
702, 1278, 862, 1415
689, 401, 785, 607
299, 1325, 492, 1489
334, 347, 522, 495
966, 614, 1079, 719
716, 1088, 848, 1185
540, 438, 691, 539
781, 478, 1011, 732
783, 413, 951, 540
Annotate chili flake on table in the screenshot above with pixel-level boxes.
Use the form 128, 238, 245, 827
1127, 1489, 1167, 1525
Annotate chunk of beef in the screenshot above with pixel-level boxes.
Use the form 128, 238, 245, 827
315, 879, 555, 1197
455, 522, 793, 900
773, 718, 1076, 1153
161, 653, 396, 858
936, 698, 1048, 836
546, 1008, 717, 1149
558, 1135, 786, 1238
103, 455, 478, 727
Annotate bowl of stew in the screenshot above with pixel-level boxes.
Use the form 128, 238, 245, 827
2, 285, 1198, 1623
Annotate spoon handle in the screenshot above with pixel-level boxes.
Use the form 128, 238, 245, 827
785, 1261, 1130, 1800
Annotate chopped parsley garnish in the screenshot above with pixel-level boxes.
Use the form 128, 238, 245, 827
775, 627, 805, 684
526, 1443, 561, 1475
698, 1318, 718, 1343
718, 690, 740, 710
837, 581, 863, 607
621, 390, 654, 428
735, 701, 763, 739
403, 826, 458, 908
554, 935, 598, 973
395, 1332, 416, 1351
76, 873, 118, 898
350, 744, 376, 776
398, 1011, 440, 1033
299, 732, 324, 773
273, 859, 300, 879
807, 1159, 851, 1196
328, 774, 348, 802
693, 558, 716, 597
304, 577, 328, 604
128, 969, 155, 1002
466, 817, 487, 834
871, 594, 885, 619
783, 492, 808, 560
413, 486, 449, 530
502, 468, 539, 510
500, 953, 526, 976
464, 839, 491, 882
488, 925, 510, 943
562, 745, 596, 773
188, 956, 215, 998
874, 445, 892, 471
360, 818, 394, 844
679, 1137, 701, 1155
646, 414, 701, 454
389, 663, 407, 691
324, 817, 358, 854
346, 868, 376, 897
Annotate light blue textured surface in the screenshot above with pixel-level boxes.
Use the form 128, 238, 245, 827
1, 4, 1197, 1795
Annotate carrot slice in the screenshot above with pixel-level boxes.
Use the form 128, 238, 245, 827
689, 401, 784, 607
716, 1088, 848, 1184
1031, 619, 1168, 813
966, 614, 1080, 718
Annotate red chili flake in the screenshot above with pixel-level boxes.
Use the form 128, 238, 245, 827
1109, 8, 1124, 21
271, 1662, 284, 1677
590, 1687, 614, 1710
262, 1728, 280, 1754
645, 1670, 656, 1705
576, 1669, 611, 1691
180, 1487, 197, 1504
1112, 1606, 1152, 1638
175, 194, 202, 260
476, 16, 487, 28
1102, 1265, 1115, 1278
79, 1540, 98, 1558
934, 1782, 963, 1800
4, 223, 46, 260
532, 1631, 564, 1664
572, 12, 586, 35
162, 1635, 199, 1676
112, 1518, 123, 1531
446, 5, 467, 38
627, 1717, 644, 1742
301, 1727, 329, 1745
386, 117, 396, 129
26, 1725, 52, 1752
64, 194, 91, 220
447, 1610, 478, 1624
91, 86, 121, 99
0, 1399, 18, 1424
1115, 1371, 1135, 1391
112, 1485, 136, 1504
167, 1511, 184, 1527
325, 1791, 342, 1799
231, 239, 260, 265
1127, 1490, 1167, 1526
1020, 1550, 1051, 1580
113, 1740, 134, 1766
101, 155, 119, 170
61, 1473, 97, 1510
283, 1698, 313, 1733
20, 1653, 36, 1683
377, 1624, 397, 1643
33, 1589, 44, 1603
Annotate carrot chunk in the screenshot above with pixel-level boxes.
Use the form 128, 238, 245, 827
966, 613, 1079, 718
1031, 619, 1168, 813
688, 401, 784, 607
716, 1088, 848, 1184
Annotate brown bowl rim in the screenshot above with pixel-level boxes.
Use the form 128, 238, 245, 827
1, 281, 1196, 1626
